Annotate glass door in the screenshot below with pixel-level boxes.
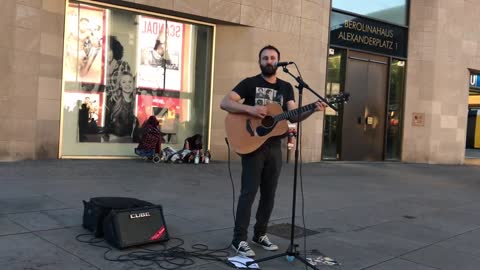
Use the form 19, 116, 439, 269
322, 48, 346, 160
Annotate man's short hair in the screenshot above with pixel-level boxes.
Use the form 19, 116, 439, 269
258, 45, 280, 61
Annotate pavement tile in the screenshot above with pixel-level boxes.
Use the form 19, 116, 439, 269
268, 216, 359, 238
406, 208, 480, 234
0, 233, 96, 270
7, 208, 82, 231
183, 261, 236, 269
362, 220, 454, 245
168, 207, 236, 230
327, 230, 426, 257
435, 228, 480, 257
308, 205, 405, 232
162, 214, 215, 236
401, 244, 480, 270
0, 195, 66, 214
366, 258, 438, 270
0, 215, 29, 236
451, 200, 480, 212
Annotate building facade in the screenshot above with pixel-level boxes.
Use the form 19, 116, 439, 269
0, 0, 478, 164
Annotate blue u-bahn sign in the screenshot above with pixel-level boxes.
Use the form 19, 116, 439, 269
471, 73, 480, 88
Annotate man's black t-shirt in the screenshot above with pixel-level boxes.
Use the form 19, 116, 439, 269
232, 74, 295, 145
232, 74, 295, 111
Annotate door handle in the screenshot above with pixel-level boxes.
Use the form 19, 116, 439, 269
366, 116, 374, 125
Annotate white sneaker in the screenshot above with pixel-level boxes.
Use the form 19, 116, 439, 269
252, 235, 278, 251
232, 241, 256, 257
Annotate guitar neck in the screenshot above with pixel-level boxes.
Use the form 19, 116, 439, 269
274, 102, 316, 121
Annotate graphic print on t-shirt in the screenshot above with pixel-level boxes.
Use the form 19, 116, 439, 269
255, 87, 283, 106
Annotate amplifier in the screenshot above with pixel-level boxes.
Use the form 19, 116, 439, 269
82, 197, 154, 237
103, 205, 169, 249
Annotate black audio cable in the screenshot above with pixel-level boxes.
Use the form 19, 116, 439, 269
75, 234, 234, 270
225, 137, 237, 224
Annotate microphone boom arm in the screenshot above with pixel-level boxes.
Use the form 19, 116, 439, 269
282, 65, 339, 111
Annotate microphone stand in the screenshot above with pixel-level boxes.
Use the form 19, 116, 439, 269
246, 65, 337, 269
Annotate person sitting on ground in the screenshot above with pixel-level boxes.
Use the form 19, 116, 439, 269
135, 116, 162, 158
180, 134, 204, 163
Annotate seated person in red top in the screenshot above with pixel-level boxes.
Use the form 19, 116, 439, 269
135, 116, 163, 157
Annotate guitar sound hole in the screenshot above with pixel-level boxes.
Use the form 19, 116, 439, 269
262, 116, 275, 128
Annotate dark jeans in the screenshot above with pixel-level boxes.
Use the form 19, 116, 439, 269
233, 140, 282, 243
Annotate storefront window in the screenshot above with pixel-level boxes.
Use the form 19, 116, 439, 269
384, 59, 405, 160
332, 0, 408, 26
61, 2, 213, 157
322, 48, 346, 160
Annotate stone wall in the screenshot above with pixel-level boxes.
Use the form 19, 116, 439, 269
0, 0, 65, 160
403, 0, 480, 164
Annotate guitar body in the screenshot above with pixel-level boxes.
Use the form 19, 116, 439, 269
225, 103, 288, 154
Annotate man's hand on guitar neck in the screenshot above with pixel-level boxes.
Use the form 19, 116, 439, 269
247, 105, 268, 119
286, 100, 327, 123
314, 100, 327, 112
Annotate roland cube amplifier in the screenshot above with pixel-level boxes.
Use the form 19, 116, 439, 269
103, 205, 169, 249
82, 197, 154, 237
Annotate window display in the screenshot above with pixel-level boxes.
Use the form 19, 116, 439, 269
61, 1, 213, 157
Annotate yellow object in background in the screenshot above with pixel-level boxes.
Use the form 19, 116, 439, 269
475, 111, 480, 148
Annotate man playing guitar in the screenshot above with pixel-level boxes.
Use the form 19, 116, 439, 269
220, 45, 325, 257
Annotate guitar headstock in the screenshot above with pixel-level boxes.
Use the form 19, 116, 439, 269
328, 92, 350, 105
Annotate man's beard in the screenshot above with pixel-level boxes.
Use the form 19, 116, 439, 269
260, 64, 277, 77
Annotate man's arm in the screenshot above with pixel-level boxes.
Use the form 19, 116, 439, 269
287, 100, 325, 123
220, 91, 267, 119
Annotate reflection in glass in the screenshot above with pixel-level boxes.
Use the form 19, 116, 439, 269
61, 2, 213, 157
322, 48, 346, 160
332, 0, 408, 26
385, 59, 406, 160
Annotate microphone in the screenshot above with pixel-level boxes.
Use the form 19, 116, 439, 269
275, 61, 294, 67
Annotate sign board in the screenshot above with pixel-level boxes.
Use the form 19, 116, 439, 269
470, 73, 480, 88
330, 11, 407, 58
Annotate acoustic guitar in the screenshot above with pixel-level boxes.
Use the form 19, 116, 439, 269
225, 93, 349, 154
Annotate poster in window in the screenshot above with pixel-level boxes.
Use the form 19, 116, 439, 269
136, 94, 181, 131
137, 16, 184, 91
64, 4, 106, 84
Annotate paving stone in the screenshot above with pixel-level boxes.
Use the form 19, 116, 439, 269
363, 220, 454, 245
435, 228, 480, 257
0, 233, 96, 270
0, 215, 29, 236
366, 258, 438, 270
7, 208, 82, 231
0, 195, 66, 214
406, 208, 480, 234
402, 244, 480, 270
327, 230, 426, 257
